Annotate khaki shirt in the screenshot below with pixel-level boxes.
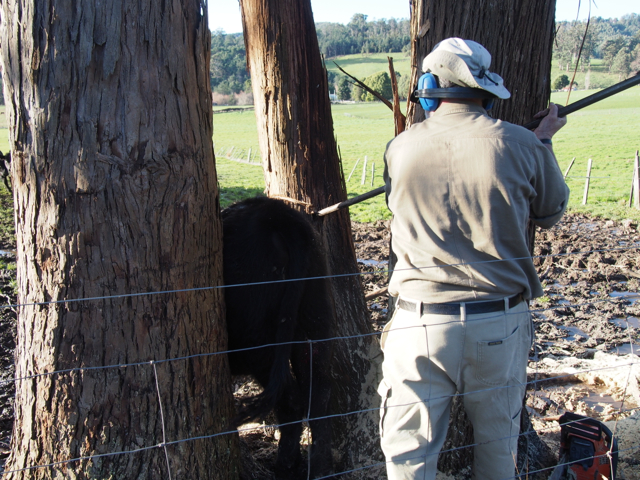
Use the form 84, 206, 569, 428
384, 102, 569, 302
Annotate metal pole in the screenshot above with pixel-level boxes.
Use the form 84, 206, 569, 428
523, 73, 640, 130
316, 186, 385, 217
315, 74, 640, 216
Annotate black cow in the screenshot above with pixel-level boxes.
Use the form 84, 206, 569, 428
222, 196, 336, 479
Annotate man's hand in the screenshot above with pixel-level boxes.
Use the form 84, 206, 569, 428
533, 103, 567, 141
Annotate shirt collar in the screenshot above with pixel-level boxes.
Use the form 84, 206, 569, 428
433, 101, 488, 117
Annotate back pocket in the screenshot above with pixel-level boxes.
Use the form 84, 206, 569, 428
476, 325, 519, 386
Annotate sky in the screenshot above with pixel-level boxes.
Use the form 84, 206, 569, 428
207, 0, 639, 35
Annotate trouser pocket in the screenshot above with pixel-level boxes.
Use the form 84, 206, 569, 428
476, 325, 519, 386
377, 380, 391, 438
380, 308, 399, 351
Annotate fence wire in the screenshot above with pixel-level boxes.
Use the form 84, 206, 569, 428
0, 242, 639, 478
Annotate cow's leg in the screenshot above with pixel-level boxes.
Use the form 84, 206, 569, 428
273, 380, 304, 479
291, 339, 334, 478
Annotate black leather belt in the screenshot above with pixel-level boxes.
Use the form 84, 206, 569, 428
397, 293, 524, 316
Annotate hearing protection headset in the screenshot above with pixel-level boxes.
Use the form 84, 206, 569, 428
411, 73, 496, 111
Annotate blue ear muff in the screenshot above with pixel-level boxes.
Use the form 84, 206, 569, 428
412, 73, 498, 112
417, 73, 440, 112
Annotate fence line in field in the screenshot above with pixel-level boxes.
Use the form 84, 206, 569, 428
559, 150, 640, 208
215, 149, 640, 210
215, 145, 262, 165
1, 240, 639, 478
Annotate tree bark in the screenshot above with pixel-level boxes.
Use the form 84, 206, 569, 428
406, 1, 557, 477
407, 0, 556, 127
239, 0, 383, 475
0, 1, 239, 478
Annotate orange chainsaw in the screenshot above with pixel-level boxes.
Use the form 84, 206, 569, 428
554, 412, 619, 480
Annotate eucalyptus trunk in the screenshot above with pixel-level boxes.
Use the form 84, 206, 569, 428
239, 0, 383, 475
406, 0, 558, 476
407, 0, 556, 127
0, 1, 239, 478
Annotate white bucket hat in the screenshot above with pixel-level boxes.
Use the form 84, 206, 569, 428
422, 38, 511, 100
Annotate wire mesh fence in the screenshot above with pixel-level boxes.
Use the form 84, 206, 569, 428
0, 236, 639, 478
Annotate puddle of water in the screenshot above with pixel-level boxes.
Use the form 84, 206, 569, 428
582, 392, 624, 412
369, 304, 388, 314
535, 384, 622, 413
611, 343, 639, 356
559, 325, 589, 341
550, 282, 580, 289
610, 291, 640, 304
610, 317, 640, 329
571, 222, 600, 231
357, 259, 389, 267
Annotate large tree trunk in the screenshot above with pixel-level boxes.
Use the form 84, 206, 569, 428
406, 1, 557, 477
407, 0, 556, 127
0, 1, 239, 478
239, 0, 383, 475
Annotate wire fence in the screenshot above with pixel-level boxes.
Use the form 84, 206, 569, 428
0, 241, 639, 478
215, 145, 262, 165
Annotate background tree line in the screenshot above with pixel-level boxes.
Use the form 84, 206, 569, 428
316, 14, 410, 57
209, 14, 410, 103
553, 14, 640, 86
205, 14, 640, 104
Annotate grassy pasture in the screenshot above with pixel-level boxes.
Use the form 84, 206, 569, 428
0, 83, 639, 225
325, 52, 412, 81
549, 86, 640, 220
212, 86, 640, 223
0, 106, 8, 154
550, 58, 627, 91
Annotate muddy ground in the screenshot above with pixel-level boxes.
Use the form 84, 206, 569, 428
0, 212, 639, 478
353, 212, 640, 479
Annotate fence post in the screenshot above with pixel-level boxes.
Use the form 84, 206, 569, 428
634, 150, 640, 209
248, 148, 252, 162
564, 157, 575, 180
371, 162, 375, 187
347, 159, 361, 182
227, 146, 235, 158
582, 158, 592, 205
361, 156, 368, 185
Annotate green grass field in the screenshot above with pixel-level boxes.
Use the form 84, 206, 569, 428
213, 86, 640, 223
325, 52, 412, 81
1, 82, 639, 227
551, 58, 626, 91
0, 106, 8, 154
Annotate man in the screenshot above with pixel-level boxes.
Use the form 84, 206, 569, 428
380, 38, 569, 479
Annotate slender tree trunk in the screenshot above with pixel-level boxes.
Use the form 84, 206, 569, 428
405, 1, 557, 477
239, 0, 383, 475
0, 1, 239, 478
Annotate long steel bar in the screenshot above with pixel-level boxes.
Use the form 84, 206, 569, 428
316, 73, 640, 216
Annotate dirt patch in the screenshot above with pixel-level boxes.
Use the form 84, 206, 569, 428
0, 212, 638, 478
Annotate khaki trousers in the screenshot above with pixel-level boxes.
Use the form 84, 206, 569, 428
378, 298, 532, 480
